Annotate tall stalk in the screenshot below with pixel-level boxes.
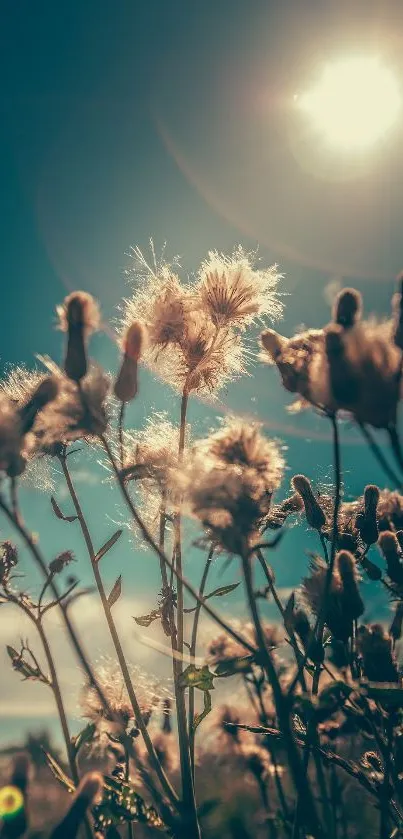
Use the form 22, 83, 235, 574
189, 549, 214, 774
58, 453, 178, 810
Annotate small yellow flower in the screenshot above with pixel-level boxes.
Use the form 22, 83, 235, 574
0, 785, 24, 820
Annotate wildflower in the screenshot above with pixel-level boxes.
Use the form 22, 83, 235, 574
356, 624, 399, 682
325, 318, 402, 428
178, 422, 284, 554
292, 475, 326, 531
377, 530, 403, 585
332, 287, 362, 329
196, 247, 282, 330
57, 291, 100, 383
114, 321, 145, 403
49, 550, 75, 575
355, 484, 379, 546
266, 491, 303, 529
35, 365, 110, 448
260, 327, 331, 412
121, 415, 182, 489
0, 785, 24, 820
301, 555, 354, 643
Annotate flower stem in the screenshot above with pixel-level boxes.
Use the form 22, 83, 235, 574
189, 549, 214, 775
58, 453, 179, 811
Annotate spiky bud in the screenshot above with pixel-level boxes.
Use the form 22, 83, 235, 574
355, 485, 379, 546
292, 474, 326, 531
58, 291, 100, 383
114, 322, 145, 403
332, 287, 362, 329
49, 550, 75, 575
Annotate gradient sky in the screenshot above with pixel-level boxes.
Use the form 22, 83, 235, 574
1, 0, 403, 745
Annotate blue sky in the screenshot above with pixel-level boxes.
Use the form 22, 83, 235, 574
1, 0, 403, 745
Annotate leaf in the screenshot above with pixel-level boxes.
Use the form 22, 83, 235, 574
95, 530, 123, 563
51, 496, 77, 523
193, 689, 212, 731
107, 575, 122, 608
205, 583, 240, 599
43, 750, 75, 793
72, 722, 96, 758
133, 609, 161, 627
183, 606, 197, 614
283, 591, 295, 635
179, 664, 215, 692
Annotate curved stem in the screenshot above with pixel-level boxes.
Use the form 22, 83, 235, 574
359, 423, 402, 490
118, 402, 126, 469
58, 454, 179, 810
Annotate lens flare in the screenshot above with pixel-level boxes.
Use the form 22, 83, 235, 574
0, 785, 24, 820
297, 56, 400, 150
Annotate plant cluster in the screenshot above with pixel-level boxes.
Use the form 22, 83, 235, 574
2, 248, 403, 838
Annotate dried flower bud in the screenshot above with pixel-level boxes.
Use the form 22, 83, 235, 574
378, 530, 403, 584
393, 272, 403, 350
0, 541, 18, 585
49, 551, 75, 575
58, 292, 100, 383
292, 474, 326, 530
325, 325, 357, 405
355, 485, 379, 546
357, 623, 399, 683
390, 602, 403, 643
114, 322, 145, 403
51, 772, 103, 839
19, 377, 59, 434
332, 288, 362, 329
337, 550, 365, 622
260, 329, 288, 361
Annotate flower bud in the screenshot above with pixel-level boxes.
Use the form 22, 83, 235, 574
332, 287, 362, 329
355, 484, 379, 546
58, 292, 100, 383
49, 550, 75, 575
292, 474, 326, 530
378, 530, 403, 585
114, 322, 145, 403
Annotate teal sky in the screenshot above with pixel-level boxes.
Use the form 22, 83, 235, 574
1, 0, 403, 745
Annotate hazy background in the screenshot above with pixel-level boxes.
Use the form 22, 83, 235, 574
1, 0, 402, 746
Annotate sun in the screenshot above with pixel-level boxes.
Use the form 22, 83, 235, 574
297, 56, 400, 150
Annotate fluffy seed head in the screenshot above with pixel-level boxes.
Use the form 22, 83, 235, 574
197, 247, 283, 330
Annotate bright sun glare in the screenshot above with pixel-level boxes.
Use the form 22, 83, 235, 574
298, 56, 400, 150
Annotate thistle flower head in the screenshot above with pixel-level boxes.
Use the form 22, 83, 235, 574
57, 291, 100, 336
332, 287, 362, 329
178, 421, 284, 553
197, 247, 283, 330
336, 550, 364, 622
355, 484, 380, 546
35, 364, 110, 448
260, 326, 332, 411
302, 556, 355, 642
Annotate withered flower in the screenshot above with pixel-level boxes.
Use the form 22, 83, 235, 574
292, 475, 326, 531
356, 623, 399, 682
